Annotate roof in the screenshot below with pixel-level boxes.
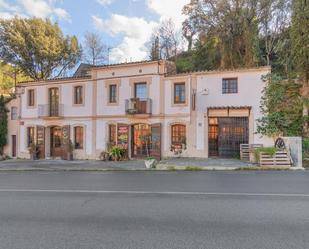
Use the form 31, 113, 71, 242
166, 66, 271, 77
17, 75, 91, 85
92, 59, 164, 69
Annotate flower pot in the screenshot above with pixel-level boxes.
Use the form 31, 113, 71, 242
145, 159, 156, 169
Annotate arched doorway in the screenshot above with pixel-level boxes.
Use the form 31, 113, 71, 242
132, 124, 151, 158
50, 126, 62, 158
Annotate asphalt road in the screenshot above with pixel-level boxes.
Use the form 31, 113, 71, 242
0, 171, 308, 249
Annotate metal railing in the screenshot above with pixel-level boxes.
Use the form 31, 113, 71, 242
38, 104, 64, 118
125, 98, 152, 115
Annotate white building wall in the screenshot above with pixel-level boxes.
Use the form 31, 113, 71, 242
13, 63, 273, 160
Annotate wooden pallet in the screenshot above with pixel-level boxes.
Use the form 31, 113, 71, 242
240, 144, 263, 161
259, 151, 292, 167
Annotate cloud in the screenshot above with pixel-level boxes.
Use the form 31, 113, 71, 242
97, 0, 113, 6
0, 0, 70, 21
93, 14, 157, 63
147, 0, 189, 28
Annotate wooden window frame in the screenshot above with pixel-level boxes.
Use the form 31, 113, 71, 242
27, 89, 35, 107
171, 124, 186, 146
73, 85, 84, 105
174, 83, 186, 104
109, 84, 117, 103
222, 78, 238, 94
74, 126, 84, 149
134, 82, 147, 99
11, 106, 18, 120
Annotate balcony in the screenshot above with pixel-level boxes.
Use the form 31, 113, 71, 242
38, 104, 64, 119
125, 98, 152, 117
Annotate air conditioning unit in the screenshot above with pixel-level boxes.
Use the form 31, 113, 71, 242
201, 88, 209, 95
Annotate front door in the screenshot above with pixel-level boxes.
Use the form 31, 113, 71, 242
132, 124, 151, 158
49, 88, 59, 116
50, 126, 62, 158
11, 135, 16, 157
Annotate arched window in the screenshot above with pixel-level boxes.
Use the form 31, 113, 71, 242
171, 124, 186, 146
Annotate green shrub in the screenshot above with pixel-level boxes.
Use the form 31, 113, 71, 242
254, 147, 279, 161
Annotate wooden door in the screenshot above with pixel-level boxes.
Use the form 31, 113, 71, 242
50, 126, 62, 158
150, 123, 161, 160
36, 126, 45, 159
132, 124, 151, 158
11, 135, 16, 157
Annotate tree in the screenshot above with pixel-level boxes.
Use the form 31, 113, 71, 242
150, 36, 160, 60
291, 0, 309, 83
83, 32, 107, 65
257, 74, 303, 138
0, 17, 82, 80
183, 0, 260, 68
182, 19, 197, 51
0, 95, 8, 155
258, 0, 292, 66
149, 19, 183, 61
0, 62, 30, 94
290, 0, 309, 135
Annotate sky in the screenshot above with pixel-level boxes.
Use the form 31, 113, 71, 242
0, 0, 190, 64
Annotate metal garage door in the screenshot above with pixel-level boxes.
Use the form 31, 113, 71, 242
209, 117, 249, 158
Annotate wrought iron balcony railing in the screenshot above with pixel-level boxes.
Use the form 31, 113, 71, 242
125, 98, 152, 115
38, 104, 64, 118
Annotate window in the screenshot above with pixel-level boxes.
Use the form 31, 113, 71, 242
27, 127, 35, 147
222, 78, 238, 94
108, 124, 117, 144
74, 126, 84, 149
171, 124, 186, 146
28, 89, 35, 106
74, 86, 83, 105
109, 84, 117, 103
11, 107, 18, 120
134, 83, 147, 99
174, 83, 186, 104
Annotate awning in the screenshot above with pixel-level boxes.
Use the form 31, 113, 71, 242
207, 106, 251, 117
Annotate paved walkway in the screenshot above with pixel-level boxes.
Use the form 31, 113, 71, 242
0, 158, 253, 171
0, 159, 146, 171
157, 158, 253, 170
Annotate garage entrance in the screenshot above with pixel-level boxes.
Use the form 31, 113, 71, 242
208, 117, 249, 158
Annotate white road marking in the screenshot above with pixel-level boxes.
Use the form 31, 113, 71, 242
0, 189, 308, 197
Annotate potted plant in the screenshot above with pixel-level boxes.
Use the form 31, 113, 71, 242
28, 143, 39, 160
65, 139, 74, 160
145, 156, 156, 169
126, 108, 138, 115
109, 145, 124, 161
139, 133, 157, 168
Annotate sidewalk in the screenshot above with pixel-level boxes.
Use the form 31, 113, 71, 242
0, 158, 254, 171
0, 159, 146, 171
157, 158, 254, 170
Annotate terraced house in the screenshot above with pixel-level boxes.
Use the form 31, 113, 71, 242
4, 60, 273, 160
